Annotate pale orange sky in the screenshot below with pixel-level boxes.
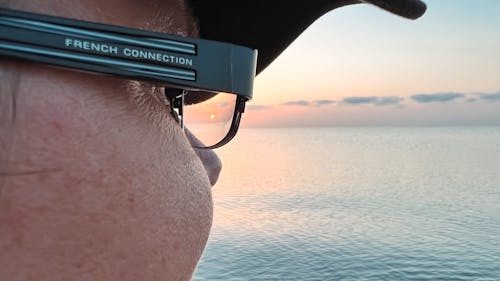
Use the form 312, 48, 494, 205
242, 0, 500, 127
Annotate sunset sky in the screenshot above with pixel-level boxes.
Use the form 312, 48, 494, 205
242, 0, 500, 127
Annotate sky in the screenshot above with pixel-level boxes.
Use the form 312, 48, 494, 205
242, 0, 500, 127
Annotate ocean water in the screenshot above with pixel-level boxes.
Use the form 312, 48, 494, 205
193, 127, 500, 281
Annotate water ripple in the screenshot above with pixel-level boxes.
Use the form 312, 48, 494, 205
194, 127, 500, 280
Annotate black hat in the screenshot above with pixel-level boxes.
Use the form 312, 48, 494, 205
189, 0, 427, 74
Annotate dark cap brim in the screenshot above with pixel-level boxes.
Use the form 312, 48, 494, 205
189, 0, 426, 74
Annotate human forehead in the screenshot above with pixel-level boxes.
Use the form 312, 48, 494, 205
3, 0, 198, 36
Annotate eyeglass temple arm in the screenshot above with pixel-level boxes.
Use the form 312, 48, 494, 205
0, 8, 257, 99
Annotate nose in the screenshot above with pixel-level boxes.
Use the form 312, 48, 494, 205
185, 130, 222, 186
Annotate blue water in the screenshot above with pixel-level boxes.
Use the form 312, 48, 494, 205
193, 127, 500, 280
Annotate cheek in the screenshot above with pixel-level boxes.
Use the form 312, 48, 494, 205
0, 93, 213, 280
73, 113, 214, 279
118, 128, 214, 278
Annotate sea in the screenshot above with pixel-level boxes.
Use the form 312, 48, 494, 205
193, 127, 500, 281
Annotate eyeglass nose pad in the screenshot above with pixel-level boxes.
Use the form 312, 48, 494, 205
164, 88, 185, 129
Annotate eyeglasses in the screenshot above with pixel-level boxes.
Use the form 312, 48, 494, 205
0, 8, 257, 149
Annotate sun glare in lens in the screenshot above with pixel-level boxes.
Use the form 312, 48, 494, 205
183, 92, 237, 147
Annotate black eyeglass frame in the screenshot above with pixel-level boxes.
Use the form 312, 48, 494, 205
166, 88, 246, 149
0, 8, 257, 149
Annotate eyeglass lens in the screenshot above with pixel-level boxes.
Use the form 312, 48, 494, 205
183, 91, 237, 148
166, 88, 239, 149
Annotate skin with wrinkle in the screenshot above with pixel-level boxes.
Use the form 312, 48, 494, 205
0, 1, 217, 280
0, 63, 19, 197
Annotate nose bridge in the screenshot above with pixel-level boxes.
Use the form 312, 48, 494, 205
196, 148, 222, 186
185, 129, 222, 186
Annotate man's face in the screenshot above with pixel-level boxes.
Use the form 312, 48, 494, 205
0, 1, 219, 280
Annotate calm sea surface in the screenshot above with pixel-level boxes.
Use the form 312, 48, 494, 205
193, 127, 500, 281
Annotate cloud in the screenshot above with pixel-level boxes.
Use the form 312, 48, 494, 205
410, 91, 500, 104
343, 96, 378, 104
479, 92, 500, 102
342, 96, 403, 106
247, 104, 270, 110
282, 100, 310, 106
281, 99, 336, 107
313, 100, 336, 106
411, 92, 465, 103
217, 101, 231, 108
374, 96, 404, 106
